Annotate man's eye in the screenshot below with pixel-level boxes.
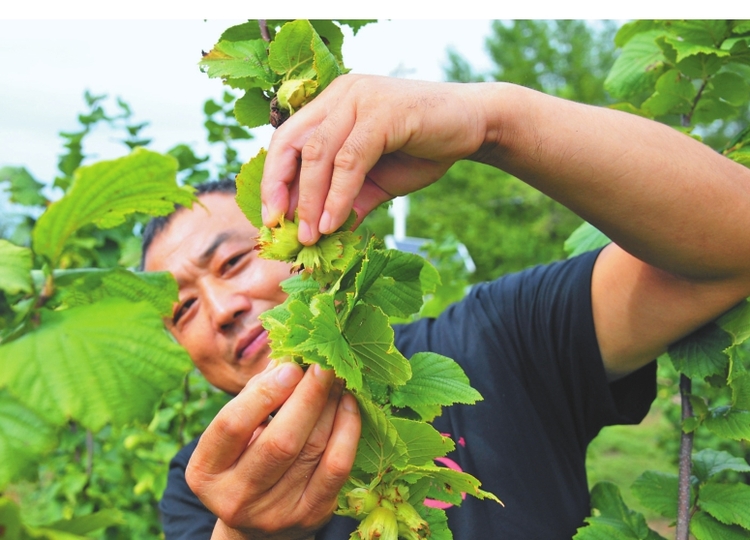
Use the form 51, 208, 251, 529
173, 298, 196, 324
223, 252, 247, 272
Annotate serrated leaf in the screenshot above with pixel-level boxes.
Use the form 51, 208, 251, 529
390, 418, 454, 466
235, 149, 265, 230
309, 20, 345, 63
641, 69, 697, 116
219, 21, 264, 42
33, 148, 195, 267
365, 251, 427, 318
668, 323, 733, 380
693, 449, 750, 482
576, 482, 665, 540
0, 166, 46, 206
704, 407, 750, 441
279, 274, 320, 295
306, 294, 362, 388
53, 268, 178, 317
605, 31, 666, 100
235, 88, 271, 129
718, 300, 750, 346
631, 471, 679, 519
396, 464, 499, 506
309, 23, 340, 92
691, 510, 750, 540
344, 303, 411, 387
0, 389, 58, 489
0, 298, 192, 431
354, 397, 408, 475
268, 20, 318, 78
199, 40, 276, 87
731, 372, 750, 409
693, 98, 740, 125
420, 506, 452, 540
390, 352, 482, 422
0, 240, 33, 295
564, 222, 610, 258
663, 36, 730, 64
699, 482, 750, 529
334, 20, 377, 36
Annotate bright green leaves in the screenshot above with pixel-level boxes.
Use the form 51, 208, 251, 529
0, 240, 33, 296
605, 21, 750, 127
0, 298, 192, 431
564, 222, 610, 258
698, 483, 750, 530
235, 149, 266, 229
200, 20, 347, 129
0, 390, 58, 488
631, 471, 680, 519
0, 166, 47, 206
32, 148, 195, 268
355, 398, 408, 474
692, 448, 750, 482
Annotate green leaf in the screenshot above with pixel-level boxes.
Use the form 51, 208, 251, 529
641, 69, 697, 116
630, 471, 679, 519
219, 21, 264, 42
306, 294, 361, 388
0, 240, 33, 295
53, 268, 178, 317
691, 510, 750, 540
575, 482, 665, 540
45, 509, 124, 535
704, 408, 750, 441
605, 31, 666, 100
420, 506, 452, 540
707, 71, 750, 106
235, 149, 265, 230
344, 303, 411, 387
0, 497, 23, 540
390, 417, 454, 466
33, 148, 195, 267
268, 20, 317, 77
693, 449, 750, 482
0, 298, 192, 431
334, 20, 377, 36
666, 21, 731, 48
699, 482, 750, 529
309, 20, 345, 63
668, 323, 733, 380
663, 36, 730, 64
396, 465, 500, 506
364, 251, 428, 318
235, 88, 271, 129
199, 40, 276, 87
390, 352, 482, 422
0, 166, 47, 206
0, 389, 58, 489
564, 222, 610, 258
718, 300, 750, 345
693, 98, 740, 125
354, 397, 408, 475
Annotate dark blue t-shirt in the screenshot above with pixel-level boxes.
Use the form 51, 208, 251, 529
160, 249, 656, 539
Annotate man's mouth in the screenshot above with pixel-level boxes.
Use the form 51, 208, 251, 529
235, 326, 269, 362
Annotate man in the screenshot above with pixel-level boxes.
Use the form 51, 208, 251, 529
145, 75, 750, 539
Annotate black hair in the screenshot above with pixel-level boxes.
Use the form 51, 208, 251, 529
139, 179, 237, 270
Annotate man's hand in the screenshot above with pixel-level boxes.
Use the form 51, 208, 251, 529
261, 75, 491, 245
186, 361, 361, 540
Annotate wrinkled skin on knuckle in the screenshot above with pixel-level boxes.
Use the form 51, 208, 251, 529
257, 430, 300, 467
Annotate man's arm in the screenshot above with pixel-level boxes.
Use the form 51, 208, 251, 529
261, 75, 750, 378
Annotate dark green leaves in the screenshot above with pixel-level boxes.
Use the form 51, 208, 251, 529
668, 323, 733, 380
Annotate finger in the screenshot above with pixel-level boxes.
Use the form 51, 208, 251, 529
302, 392, 361, 515
191, 362, 304, 475
236, 364, 336, 491
277, 378, 344, 490
295, 106, 359, 244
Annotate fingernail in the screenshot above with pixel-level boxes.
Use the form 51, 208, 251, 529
319, 211, 332, 234
261, 204, 269, 225
342, 393, 358, 413
275, 362, 299, 388
298, 220, 313, 244
312, 363, 334, 382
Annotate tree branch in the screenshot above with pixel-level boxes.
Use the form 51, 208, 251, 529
675, 374, 694, 540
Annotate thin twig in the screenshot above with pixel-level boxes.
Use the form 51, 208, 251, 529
259, 20, 271, 42
675, 374, 694, 540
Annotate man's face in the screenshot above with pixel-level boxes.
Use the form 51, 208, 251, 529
143, 193, 291, 394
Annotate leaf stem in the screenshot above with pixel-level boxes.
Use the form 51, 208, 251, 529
675, 374, 694, 540
258, 20, 271, 42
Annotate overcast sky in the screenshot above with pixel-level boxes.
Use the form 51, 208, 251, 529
0, 19, 495, 190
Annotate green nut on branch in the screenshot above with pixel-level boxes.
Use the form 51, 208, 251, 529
277, 78, 317, 114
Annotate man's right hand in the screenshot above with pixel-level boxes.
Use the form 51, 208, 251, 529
186, 361, 361, 540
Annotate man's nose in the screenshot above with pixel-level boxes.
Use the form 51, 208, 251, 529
202, 279, 252, 331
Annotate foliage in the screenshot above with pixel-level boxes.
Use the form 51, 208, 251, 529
213, 21, 500, 539
569, 20, 750, 539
